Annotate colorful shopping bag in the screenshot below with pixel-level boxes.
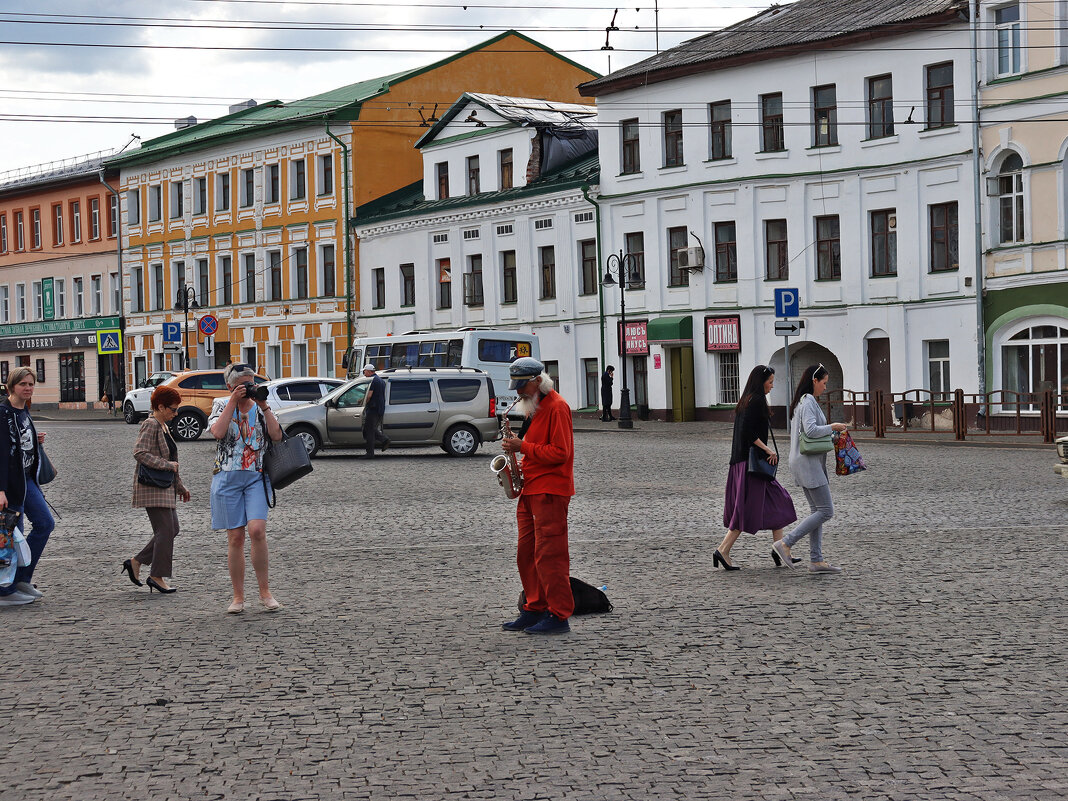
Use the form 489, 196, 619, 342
835, 431, 867, 476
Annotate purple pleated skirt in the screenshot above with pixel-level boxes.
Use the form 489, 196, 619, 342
722, 461, 798, 534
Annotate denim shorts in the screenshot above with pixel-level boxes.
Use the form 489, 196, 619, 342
210, 470, 270, 530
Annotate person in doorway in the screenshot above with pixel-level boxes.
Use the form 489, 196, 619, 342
0, 367, 55, 606
600, 366, 615, 421
361, 363, 390, 457
773, 364, 850, 574
209, 362, 284, 613
124, 385, 190, 594
500, 357, 575, 635
715, 365, 797, 569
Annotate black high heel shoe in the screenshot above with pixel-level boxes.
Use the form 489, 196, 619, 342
121, 559, 143, 587
771, 549, 804, 566
713, 550, 740, 571
146, 577, 177, 594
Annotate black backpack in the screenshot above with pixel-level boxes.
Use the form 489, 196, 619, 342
519, 576, 613, 616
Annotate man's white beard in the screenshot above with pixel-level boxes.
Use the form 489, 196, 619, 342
515, 393, 540, 419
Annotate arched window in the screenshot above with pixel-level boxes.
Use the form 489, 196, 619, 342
998, 152, 1025, 244
999, 321, 1068, 410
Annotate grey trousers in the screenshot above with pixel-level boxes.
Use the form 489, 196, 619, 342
135, 507, 179, 577
783, 484, 833, 562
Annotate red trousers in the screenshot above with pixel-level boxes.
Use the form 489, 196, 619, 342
516, 493, 573, 620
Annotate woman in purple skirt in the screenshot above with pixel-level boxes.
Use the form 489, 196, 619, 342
714, 365, 797, 570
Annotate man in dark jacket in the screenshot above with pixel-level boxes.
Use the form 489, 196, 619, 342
361, 363, 390, 457
600, 366, 615, 421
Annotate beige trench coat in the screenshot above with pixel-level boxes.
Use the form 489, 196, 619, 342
131, 417, 188, 508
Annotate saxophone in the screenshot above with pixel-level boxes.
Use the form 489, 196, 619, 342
489, 399, 524, 499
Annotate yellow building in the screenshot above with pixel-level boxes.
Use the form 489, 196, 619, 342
107, 32, 597, 386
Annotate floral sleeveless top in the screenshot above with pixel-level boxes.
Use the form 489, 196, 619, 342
213, 407, 267, 473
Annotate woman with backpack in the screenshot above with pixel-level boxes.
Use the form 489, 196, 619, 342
714, 364, 797, 570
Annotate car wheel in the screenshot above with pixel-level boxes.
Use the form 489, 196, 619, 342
123, 401, 140, 424
288, 425, 321, 458
172, 409, 206, 441
443, 423, 479, 457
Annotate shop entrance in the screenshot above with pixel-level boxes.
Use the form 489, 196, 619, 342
58, 353, 86, 403
669, 346, 696, 422
98, 353, 125, 405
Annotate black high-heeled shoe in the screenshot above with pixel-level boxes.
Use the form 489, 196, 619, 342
121, 559, 143, 587
771, 549, 804, 566
713, 550, 740, 571
146, 577, 177, 594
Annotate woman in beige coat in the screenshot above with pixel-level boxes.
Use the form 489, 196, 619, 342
122, 385, 190, 593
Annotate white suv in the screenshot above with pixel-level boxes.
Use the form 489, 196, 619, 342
122, 372, 176, 424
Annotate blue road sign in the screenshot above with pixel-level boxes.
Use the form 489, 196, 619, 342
162, 322, 182, 343
96, 329, 123, 355
774, 287, 800, 318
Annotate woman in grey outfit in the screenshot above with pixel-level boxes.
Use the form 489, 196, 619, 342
772, 364, 849, 573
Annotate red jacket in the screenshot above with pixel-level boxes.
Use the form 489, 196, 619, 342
518, 390, 574, 497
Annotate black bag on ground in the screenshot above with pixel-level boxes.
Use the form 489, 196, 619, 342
519, 576, 613, 616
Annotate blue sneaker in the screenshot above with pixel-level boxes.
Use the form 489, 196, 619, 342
524, 613, 570, 635
502, 610, 545, 631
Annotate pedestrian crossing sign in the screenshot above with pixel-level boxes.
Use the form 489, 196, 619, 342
96, 329, 123, 355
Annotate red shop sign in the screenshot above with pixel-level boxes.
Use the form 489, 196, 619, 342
617, 320, 649, 356
705, 315, 741, 352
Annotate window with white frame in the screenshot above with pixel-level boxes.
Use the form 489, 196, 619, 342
400, 263, 415, 307
151, 266, 163, 311
267, 251, 282, 301
127, 189, 140, 225
15, 212, 23, 250
148, 185, 162, 222
496, 224, 512, 236
32, 209, 41, 248
109, 193, 118, 236
372, 267, 385, 309
241, 168, 255, 208
193, 177, 207, 215
998, 152, 1025, 244
534, 218, 553, 231
216, 172, 230, 211
926, 340, 951, 400
0, 286, 8, 323
169, 181, 184, 219
91, 275, 101, 314
293, 247, 308, 298
293, 342, 308, 374
320, 340, 334, 375
220, 255, 233, 305
32, 281, 42, 319
133, 267, 144, 312
719, 352, 740, 404
0, 214, 6, 253
197, 258, 209, 306
74, 276, 85, 315
89, 197, 100, 239
432, 232, 449, 244
290, 159, 306, 200
70, 200, 81, 242
318, 154, 333, 196
320, 244, 335, 297
995, 3, 1022, 77
16, 284, 26, 321
53, 204, 63, 246
109, 273, 119, 314
265, 164, 280, 204
463, 228, 480, 240
268, 344, 282, 378
243, 253, 256, 303
999, 321, 1068, 410
56, 278, 65, 318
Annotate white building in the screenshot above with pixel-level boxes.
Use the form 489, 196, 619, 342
580, 0, 981, 419
355, 94, 610, 410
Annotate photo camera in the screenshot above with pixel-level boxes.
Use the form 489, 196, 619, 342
242, 383, 269, 402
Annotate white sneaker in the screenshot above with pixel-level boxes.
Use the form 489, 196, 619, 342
14, 582, 42, 598
0, 591, 36, 606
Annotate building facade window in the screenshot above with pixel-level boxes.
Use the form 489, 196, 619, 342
294, 247, 308, 299
148, 185, 162, 222
70, 201, 81, 242
1001, 323, 1067, 408
709, 101, 732, 160
127, 189, 140, 225
216, 173, 230, 211
372, 267, 385, 309
583, 358, 599, 408
464, 255, 484, 307
32, 281, 42, 320
813, 84, 838, 147
499, 148, 513, 190
624, 231, 645, 285
760, 93, 785, 152
501, 251, 518, 303
1, 286, 9, 323
290, 159, 306, 200
265, 164, 280, 204
668, 226, 690, 287
170, 181, 184, 218
930, 202, 959, 272
867, 74, 895, 139
53, 204, 63, 246
91, 274, 101, 314
815, 215, 841, 280
663, 109, 684, 167
268, 251, 282, 300
579, 239, 597, 295
109, 194, 118, 236
539, 246, 556, 299
56, 278, 65, 317
871, 209, 898, 276
437, 258, 451, 309
321, 244, 335, 296
197, 258, 209, 306
926, 340, 951, 400
467, 155, 480, 195
0, 214, 6, 253
16, 284, 26, 321
32, 209, 41, 248
400, 263, 415, 306
109, 273, 119, 313
765, 219, 789, 281
89, 198, 100, 239
436, 162, 449, 200
714, 221, 737, 283
133, 267, 144, 312
996, 3, 1022, 76
621, 118, 640, 174
193, 177, 207, 214
925, 62, 954, 128
318, 154, 333, 196
719, 352, 741, 404
243, 253, 256, 303
220, 255, 233, 305
998, 153, 1025, 244
241, 169, 255, 208
15, 211, 24, 251
151, 266, 163, 310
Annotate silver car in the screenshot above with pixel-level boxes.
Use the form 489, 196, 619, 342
276, 368, 500, 457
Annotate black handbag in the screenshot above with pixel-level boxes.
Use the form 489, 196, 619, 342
37, 445, 57, 485
137, 463, 174, 488
261, 430, 313, 505
746, 427, 779, 480
519, 576, 613, 616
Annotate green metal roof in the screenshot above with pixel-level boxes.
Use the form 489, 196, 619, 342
354, 152, 599, 226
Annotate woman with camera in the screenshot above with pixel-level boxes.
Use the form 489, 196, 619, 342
0, 367, 55, 606
208, 363, 282, 614
123, 385, 190, 594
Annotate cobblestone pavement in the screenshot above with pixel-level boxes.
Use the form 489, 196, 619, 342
4, 420, 1067, 801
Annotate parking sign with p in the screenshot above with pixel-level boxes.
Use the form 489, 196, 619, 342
774, 288, 800, 318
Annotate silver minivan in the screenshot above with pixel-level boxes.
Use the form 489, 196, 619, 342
275, 368, 500, 457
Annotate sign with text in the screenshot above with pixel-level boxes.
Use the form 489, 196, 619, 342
705, 315, 741, 353
617, 320, 649, 356
42, 278, 54, 321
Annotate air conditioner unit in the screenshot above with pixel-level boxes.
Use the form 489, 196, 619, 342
678, 246, 705, 270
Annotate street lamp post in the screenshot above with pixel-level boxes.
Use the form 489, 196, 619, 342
602, 250, 644, 430
174, 285, 199, 370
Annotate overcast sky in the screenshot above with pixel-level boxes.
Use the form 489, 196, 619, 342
0, 0, 772, 175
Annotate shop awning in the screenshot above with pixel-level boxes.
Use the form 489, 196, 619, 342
646, 315, 693, 344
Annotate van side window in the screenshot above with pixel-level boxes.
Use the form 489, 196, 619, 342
389, 379, 431, 405
446, 339, 463, 366
478, 338, 530, 362
437, 378, 482, 402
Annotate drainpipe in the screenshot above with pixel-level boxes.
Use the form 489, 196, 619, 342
325, 119, 355, 353
100, 170, 125, 394
581, 183, 605, 373
969, 0, 987, 394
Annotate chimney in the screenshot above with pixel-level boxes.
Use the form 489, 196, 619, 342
174, 116, 197, 130
228, 99, 258, 115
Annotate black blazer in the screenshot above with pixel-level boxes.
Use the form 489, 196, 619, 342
729, 401, 770, 465
0, 401, 38, 504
